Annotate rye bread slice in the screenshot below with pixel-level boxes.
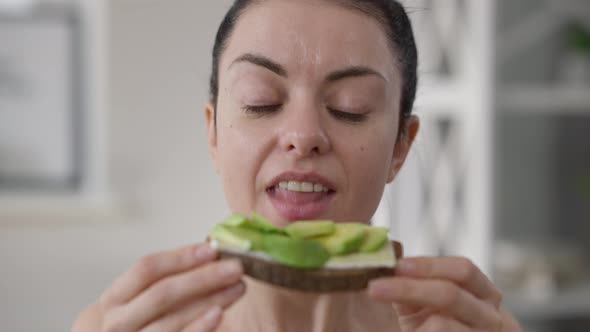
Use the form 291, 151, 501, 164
215, 241, 403, 292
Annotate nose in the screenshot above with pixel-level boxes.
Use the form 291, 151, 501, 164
278, 105, 331, 157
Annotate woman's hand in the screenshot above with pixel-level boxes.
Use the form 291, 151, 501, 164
368, 257, 523, 332
71, 243, 245, 332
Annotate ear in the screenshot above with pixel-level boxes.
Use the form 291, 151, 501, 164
387, 115, 420, 183
204, 102, 220, 173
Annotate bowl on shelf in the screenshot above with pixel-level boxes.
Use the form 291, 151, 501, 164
559, 24, 590, 83
494, 239, 589, 303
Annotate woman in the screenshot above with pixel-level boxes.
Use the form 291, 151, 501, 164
73, 0, 522, 331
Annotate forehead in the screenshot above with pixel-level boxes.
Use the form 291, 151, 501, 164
220, 0, 397, 80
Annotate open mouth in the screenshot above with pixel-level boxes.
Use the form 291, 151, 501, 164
266, 174, 336, 221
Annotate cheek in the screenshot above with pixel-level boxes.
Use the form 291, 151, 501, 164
216, 120, 271, 212
350, 140, 392, 190
338, 127, 396, 219
348, 123, 396, 180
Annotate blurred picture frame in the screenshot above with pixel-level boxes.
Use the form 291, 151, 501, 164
0, 3, 83, 192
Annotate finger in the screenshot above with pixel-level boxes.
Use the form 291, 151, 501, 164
112, 259, 243, 331
395, 256, 502, 306
392, 305, 433, 329
181, 306, 223, 332
101, 243, 217, 306
419, 314, 472, 332
393, 303, 430, 318
368, 277, 501, 328
141, 282, 245, 332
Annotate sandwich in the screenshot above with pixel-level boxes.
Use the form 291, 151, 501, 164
208, 213, 402, 292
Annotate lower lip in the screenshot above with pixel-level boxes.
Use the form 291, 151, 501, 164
267, 187, 335, 221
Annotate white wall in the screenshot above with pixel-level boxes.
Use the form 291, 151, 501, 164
0, 1, 233, 331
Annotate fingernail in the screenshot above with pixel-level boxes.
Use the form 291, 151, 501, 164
225, 282, 246, 297
202, 305, 222, 322
220, 260, 242, 278
369, 280, 402, 299
397, 260, 418, 274
367, 281, 386, 300
194, 244, 216, 261
368, 280, 386, 294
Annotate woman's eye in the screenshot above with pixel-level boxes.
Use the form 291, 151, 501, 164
328, 108, 368, 123
241, 104, 282, 117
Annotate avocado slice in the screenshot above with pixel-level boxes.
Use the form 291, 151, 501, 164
222, 213, 248, 227
210, 224, 264, 251
245, 212, 285, 234
313, 223, 366, 255
262, 234, 330, 268
285, 220, 335, 239
222, 212, 284, 234
359, 226, 389, 253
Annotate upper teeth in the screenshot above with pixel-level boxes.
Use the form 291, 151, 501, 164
278, 181, 329, 193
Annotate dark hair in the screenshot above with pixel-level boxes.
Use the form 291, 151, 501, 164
209, 0, 417, 132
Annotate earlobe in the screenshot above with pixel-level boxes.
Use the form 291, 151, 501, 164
204, 102, 220, 173
387, 115, 420, 183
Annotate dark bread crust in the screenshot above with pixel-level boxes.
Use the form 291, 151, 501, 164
218, 241, 403, 292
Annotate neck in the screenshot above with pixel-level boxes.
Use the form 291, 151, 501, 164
220, 277, 398, 332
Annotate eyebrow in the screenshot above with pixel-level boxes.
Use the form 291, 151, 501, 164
230, 52, 387, 83
230, 53, 288, 77
326, 66, 387, 83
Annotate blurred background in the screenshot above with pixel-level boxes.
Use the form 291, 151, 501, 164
0, 0, 588, 331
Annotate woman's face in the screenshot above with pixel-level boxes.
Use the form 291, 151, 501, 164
206, 0, 418, 226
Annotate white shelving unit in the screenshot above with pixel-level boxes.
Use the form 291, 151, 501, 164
499, 85, 590, 113
496, 0, 590, 329
376, 0, 495, 274
505, 282, 590, 320
375, 1, 590, 330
